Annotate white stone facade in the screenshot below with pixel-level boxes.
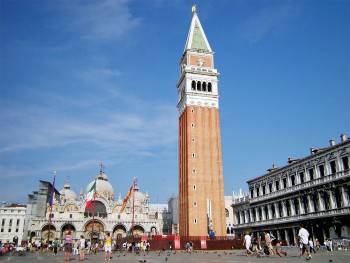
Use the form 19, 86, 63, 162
0, 204, 27, 245
231, 134, 350, 245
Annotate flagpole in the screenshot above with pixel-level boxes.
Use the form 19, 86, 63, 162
91, 178, 97, 244
48, 170, 56, 243
131, 177, 136, 236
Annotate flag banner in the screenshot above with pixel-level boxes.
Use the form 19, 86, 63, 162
119, 185, 134, 214
85, 182, 96, 210
49, 172, 56, 206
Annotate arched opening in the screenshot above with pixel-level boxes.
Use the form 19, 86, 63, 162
131, 225, 145, 237
150, 226, 157, 236
202, 82, 207, 91
29, 231, 36, 243
84, 220, 104, 245
208, 82, 212, 92
196, 81, 201, 91
113, 225, 127, 240
61, 224, 76, 242
42, 224, 57, 242
84, 201, 107, 218
191, 81, 196, 90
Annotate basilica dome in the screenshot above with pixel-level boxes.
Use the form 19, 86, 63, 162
86, 170, 114, 201
60, 181, 77, 202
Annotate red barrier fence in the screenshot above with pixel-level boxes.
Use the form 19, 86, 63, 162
115, 235, 245, 251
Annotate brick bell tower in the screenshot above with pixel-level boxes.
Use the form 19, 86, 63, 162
177, 6, 226, 237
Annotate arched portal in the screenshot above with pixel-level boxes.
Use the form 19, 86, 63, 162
61, 224, 76, 241
41, 224, 57, 242
131, 225, 145, 237
84, 220, 104, 244
113, 225, 127, 240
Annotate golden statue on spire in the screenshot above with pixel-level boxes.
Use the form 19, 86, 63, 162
192, 5, 196, 13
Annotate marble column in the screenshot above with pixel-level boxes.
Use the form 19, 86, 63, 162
290, 199, 296, 216
274, 203, 280, 218
261, 206, 266, 221
298, 197, 305, 214
244, 209, 249, 223
329, 189, 337, 209
317, 191, 325, 211
340, 186, 349, 207
282, 201, 287, 218
307, 194, 315, 213
284, 229, 290, 245
255, 207, 260, 222
268, 204, 273, 219
249, 209, 254, 223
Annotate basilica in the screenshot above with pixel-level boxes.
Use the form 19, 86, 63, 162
22, 168, 172, 245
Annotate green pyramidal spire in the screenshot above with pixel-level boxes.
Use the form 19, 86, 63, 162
184, 6, 212, 52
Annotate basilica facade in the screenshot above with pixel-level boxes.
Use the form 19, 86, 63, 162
23, 169, 170, 244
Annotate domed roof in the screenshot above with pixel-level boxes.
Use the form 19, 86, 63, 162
86, 169, 114, 200
60, 181, 77, 201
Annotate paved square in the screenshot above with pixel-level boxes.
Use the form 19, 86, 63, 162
1, 249, 349, 263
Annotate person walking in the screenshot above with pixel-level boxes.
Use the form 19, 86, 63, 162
104, 232, 112, 260
264, 231, 275, 255
275, 241, 287, 257
243, 232, 252, 256
309, 238, 316, 254
78, 235, 86, 261
298, 223, 312, 260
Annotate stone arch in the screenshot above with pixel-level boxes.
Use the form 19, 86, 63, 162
150, 226, 157, 235
41, 224, 57, 242
84, 199, 108, 218
112, 225, 127, 240
84, 220, 105, 243
131, 225, 145, 237
61, 223, 76, 240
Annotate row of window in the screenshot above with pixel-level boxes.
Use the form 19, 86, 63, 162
0, 228, 20, 233
191, 80, 213, 92
1, 218, 21, 227
250, 157, 349, 198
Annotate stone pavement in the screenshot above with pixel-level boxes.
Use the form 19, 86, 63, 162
0, 249, 349, 263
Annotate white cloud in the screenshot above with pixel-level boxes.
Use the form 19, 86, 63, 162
63, 0, 141, 41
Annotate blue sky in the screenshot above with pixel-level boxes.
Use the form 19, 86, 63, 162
1, 0, 349, 205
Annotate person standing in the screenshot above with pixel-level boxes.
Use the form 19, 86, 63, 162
104, 232, 112, 260
78, 235, 85, 261
298, 223, 312, 260
73, 240, 78, 257
64, 231, 73, 262
53, 238, 58, 256
243, 232, 252, 256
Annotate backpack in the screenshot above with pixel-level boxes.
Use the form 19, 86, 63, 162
85, 241, 88, 248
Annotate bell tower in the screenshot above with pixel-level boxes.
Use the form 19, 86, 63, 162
177, 6, 226, 237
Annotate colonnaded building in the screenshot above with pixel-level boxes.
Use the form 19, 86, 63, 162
231, 134, 350, 245
20, 168, 172, 244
